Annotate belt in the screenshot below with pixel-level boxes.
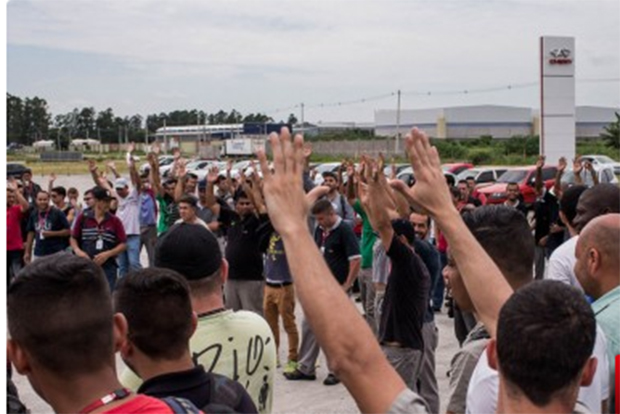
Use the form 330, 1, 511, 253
266, 281, 293, 288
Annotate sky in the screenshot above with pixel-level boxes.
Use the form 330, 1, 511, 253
5, 0, 620, 123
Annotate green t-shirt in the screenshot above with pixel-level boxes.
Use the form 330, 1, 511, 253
121, 309, 276, 414
353, 200, 376, 269
156, 194, 179, 235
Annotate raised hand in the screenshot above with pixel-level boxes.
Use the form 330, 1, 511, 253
558, 157, 567, 173
258, 127, 308, 236
107, 161, 117, 171
573, 156, 583, 174
584, 160, 594, 171
49, 172, 57, 182
535, 155, 545, 170
127, 142, 136, 153
152, 141, 161, 155
206, 166, 220, 184
87, 159, 98, 172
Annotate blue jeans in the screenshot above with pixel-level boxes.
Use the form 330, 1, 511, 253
432, 252, 447, 311
102, 262, 119, 292
117, 235, 142, 279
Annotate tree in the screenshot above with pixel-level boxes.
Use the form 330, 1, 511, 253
287, 113, 299, 125
600, 112, 620, 149
7, 94, 24, 144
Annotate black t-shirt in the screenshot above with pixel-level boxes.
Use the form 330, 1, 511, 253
138, 365, 258, 414
379, 235, 431, 351
413, 239, 440, 324
313, 220, 360, 285
222, 210, 270, 281
534, 191, 559, 243
26, 207, 70, 256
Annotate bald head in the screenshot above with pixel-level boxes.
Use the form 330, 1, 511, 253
573, 184, 620, 233
574, 214, 620, 299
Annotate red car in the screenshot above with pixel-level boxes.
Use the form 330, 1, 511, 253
478, 166, 558, 205
442, 163, 474, 175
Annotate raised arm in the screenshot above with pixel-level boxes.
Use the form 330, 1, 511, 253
147, 152, 163, 197
126, 143, 142, 192
359, 159, 396, 251
47, 172, 56, 194
204, 166, 220, 213
554, 157, 567, 197
87, 159, 100, 187
174, 160, 187, 202
584, 160, 599, 186
534, 155, 545, 197
258, 128, 407, 413
572, 157, 584, 185
106, 161, 121, 179
402, 128, 513, 338
8, 178, 29, 212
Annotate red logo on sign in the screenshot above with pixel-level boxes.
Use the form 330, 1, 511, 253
550, 58, 573, 65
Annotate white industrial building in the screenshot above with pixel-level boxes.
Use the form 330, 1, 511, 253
374, 105, 619, 139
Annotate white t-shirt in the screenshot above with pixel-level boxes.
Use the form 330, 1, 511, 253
466, 324, 609, 414
546, 236, 583, 291
116, 188, 141, 235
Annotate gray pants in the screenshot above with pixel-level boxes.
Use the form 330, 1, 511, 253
381, 345, 424, 392
358, 268, 376, 334
374, 288, 386, 335
140, 225, 157, 268
297, 316, 322, 376
418, 321, 440, 414
534, 245, 546, 280
224, 279, 265, 316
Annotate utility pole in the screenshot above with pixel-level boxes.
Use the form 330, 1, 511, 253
395, 89, 401, 153
301, 103, 305, 128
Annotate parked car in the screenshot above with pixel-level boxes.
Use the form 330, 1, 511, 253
442, 163, 474, 175
579, 154, 620, 175
7, 142, 24, 151
561, 165, 619, 187
139, 155, 175, 175
7, 163, 29, 179
383, 163, 411, 178
478, 166, 558, 205
456, 166, 509, 188
397, 167, 456, 188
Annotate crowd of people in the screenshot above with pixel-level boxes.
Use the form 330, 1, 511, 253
6, 127, 620, 414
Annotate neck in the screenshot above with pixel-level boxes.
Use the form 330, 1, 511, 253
506, 198, 518, 206
134, 351, 195, 383
39, 367, 131, 414
39, 206, 50, 213
593, 277, 620, 301
94, 207, 106, 219
191, 292, 225, 315
56, 200, 66, 209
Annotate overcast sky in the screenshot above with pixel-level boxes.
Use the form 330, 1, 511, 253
6, 0, 620, 123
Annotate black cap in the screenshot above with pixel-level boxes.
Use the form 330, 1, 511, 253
155, 224, 222, 280
91, 186, 113, 201
391, 218, 416, 244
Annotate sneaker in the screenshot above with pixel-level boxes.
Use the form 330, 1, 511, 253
284, 369, 316, 381
323, 373, 341, 386
284, 360, 298, 374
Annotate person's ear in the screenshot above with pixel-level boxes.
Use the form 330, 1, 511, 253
190, 312, 198, 337
487, 339, 499, 371
587, 248, 601, 276
8, 339, 32, 376
579, 357, 597, 387
113, 313, 129, 353
220, 259, 229, 284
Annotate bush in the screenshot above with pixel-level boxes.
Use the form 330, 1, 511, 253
467, 148, 497, 165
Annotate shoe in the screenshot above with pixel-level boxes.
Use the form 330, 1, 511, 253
284, 369, 316, 381
284, 360, 298, 374
323, 373, 341, 386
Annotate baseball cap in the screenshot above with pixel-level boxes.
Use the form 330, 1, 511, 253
91, 186, 113, 201
155, 224, 222, 280
114, 178, 129, 189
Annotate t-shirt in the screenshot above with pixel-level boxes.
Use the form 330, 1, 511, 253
223, 211, 270, 281
327, 193, 356, 228
413, 239, 440, 323
263, 231, 293, 284
466, 324, 610, 414
26, 207, 70, 256
7, 205, 24, 251
533, 190, 559, 243
447, 322, 490, 414
379, 235, 430, 351
117, 188, 141, 235
122, 309, 276, 414
313, 218, 361, 285
156, 194, 179, 235
102, 394, 177, 414
372, 239, 390, 285
353, 200, 377, 269
72, 210, 127, 267
546, 236, 583, 291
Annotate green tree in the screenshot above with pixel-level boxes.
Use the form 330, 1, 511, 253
287, 113, 298, 125
600, 112, 620, 149
7, 94, 24, 144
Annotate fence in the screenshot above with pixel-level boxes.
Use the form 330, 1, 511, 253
308, 138, 400, 158
39, 151, 84, 162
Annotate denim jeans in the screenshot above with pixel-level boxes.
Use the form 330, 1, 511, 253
117, 235, 142, 279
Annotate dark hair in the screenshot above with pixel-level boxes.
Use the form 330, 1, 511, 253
178, 194, 198, 208
68, 187, 79, 196
506, 182, 519, 188
114, 268, 193, 360
7, 253, 114, 378
449, 187, 460, 199
466, 176, 476, 181
85, 188, 95, 196
311, 199, 335, 215
560, 185, 587, 226
497, 280, 596, 406
233, 189, 249, 203
457, 180, 468, 186
51, 186, 67, 198
36, 190, 50, 198
445, 174, 456, 187
186, 173, 198, 181
462, 205, 534, 287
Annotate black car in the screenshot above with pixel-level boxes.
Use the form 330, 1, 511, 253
7, 163, 30, 179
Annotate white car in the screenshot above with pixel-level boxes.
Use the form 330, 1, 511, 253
561, 165, 618, 187
580, 154, 620, 175
456, 167, 510, 188
312, 162, 343, 185
139, 155, 174, 175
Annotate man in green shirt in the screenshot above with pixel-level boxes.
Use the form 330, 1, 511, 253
574, 213, 620, 413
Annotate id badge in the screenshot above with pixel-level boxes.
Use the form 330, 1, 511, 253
96, 238, 104, 250
320, 246, 325, 254
39, 233, 45, 241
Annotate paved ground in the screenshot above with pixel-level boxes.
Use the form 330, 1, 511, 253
12, 174, 461, 413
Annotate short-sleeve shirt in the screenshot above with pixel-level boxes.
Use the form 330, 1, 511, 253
353, 200, 377, 269
72, 210, 127, 267
156, 194, 180, 235
7, 205, 24, 251
592, 286, 620, 412
139, 189, 157, 227
264, 232, 293, 284
117, 188, 140, 235
223, 211, 270, 281
379, 235, 430, 351
313, 218, 361, 285
413, 239, 441, 323
102, 394, 177, 414
26, 207, 70, 256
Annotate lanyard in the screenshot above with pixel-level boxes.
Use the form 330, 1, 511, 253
38, 209, 51, 230
78, 388, 131, 414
